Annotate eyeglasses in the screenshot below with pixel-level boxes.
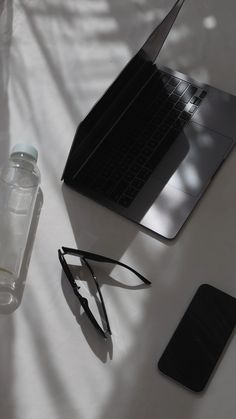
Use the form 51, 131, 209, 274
58, 247, 151, 339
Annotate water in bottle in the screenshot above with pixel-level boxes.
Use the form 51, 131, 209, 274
0, 144, 41, 307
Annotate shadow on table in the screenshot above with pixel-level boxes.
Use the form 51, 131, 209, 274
13, 1, 236, 418
61, 182, 142, 263
61, 271, 113, 362
61, 2, 236, 415
0, 2, 16, 419
60, 259, 150, 362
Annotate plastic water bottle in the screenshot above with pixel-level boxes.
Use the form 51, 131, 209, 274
0, 144, 40, 306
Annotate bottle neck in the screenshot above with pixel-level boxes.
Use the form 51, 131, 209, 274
10, 152, 37, 170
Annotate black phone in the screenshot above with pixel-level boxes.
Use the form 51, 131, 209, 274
158, 284, 236, 392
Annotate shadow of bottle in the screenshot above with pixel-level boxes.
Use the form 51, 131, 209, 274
0, 187, 43, 314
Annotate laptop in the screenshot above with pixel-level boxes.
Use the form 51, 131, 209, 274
62, 0, 236, 239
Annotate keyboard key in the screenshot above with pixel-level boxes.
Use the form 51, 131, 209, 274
189, 105, 198, 114
126, 170, 135, 180
168, 77, 180, 87
190, 96, 201, 105
169, 94, 179, 103
174, 81, 189, 96
148, 138, 159, 147
142, 147, 153, 158
165, 128, 180, 142
136, 154, 147, 165
162, 102, 174, 111
180, 111, 191, 120
102, 179, 117, 194
112, 171, 125, 182
164, 84, 175, 94
174, 119, 186, 130
160, 73, 170, 85
159, 122, 171, 133
102, 166, 115, 177
175, 101, 186, 111
138, 168, 151, 181
109, 190, 123, 202
124, 186, 139, 199
119, 196, 133, 207
132, 178, 145, 189
181, 86, 197, 103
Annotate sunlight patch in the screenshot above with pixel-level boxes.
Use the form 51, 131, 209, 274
203, 16, 217, 30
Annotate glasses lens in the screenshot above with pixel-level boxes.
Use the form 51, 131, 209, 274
64, 255, 109, 333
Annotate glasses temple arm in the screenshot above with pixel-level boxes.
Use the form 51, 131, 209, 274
62, 247, 151, 285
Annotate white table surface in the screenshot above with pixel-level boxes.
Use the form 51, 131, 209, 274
1, 1, 236, 418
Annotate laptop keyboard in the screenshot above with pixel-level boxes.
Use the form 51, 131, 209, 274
78, 69, 207, 208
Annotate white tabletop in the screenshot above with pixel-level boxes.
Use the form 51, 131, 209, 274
1, 1, 236, 418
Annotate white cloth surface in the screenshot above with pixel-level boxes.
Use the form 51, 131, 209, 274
0, 1, 236, 418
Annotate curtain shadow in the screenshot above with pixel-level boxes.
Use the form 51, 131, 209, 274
0, 0, 13, 165
8, 1, 236, 418
0, 315, 15, 419
0, 3, 15, 418
59, 2, 236, 419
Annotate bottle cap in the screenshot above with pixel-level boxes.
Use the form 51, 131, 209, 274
11, 144, 38, 162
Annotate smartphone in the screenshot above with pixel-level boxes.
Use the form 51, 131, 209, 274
158, 284, 236, 392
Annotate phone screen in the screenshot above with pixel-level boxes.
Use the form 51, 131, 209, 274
158, 284, 236, 392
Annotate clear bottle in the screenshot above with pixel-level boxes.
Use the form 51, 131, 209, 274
0, 144, 40, 306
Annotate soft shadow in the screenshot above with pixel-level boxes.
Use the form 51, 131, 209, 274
61, 182, 140, 256
0, 2, 15, 419
61, 271, 113, 362
60, 2, 231, 418
0, 315, 15, 419
0, 188, 44, 314
60, 260, 149, 361
10, 1, 236, 418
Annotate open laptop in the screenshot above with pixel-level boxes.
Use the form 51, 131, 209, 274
62, 0, 236, 239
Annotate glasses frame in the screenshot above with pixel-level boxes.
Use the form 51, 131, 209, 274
58, 247, 151, 339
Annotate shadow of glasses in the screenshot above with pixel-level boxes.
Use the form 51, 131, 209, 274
58, 246, 151, 341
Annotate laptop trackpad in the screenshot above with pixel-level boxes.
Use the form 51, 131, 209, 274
137, 123, 233, 239
166, 122, 233, 197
